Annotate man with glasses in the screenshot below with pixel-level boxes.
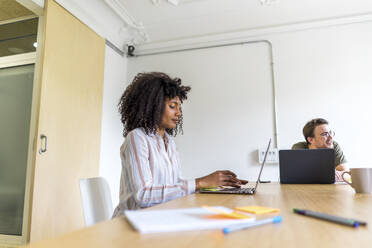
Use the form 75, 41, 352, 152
292, 118, 347, 180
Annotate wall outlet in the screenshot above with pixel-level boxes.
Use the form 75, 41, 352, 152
258, 148, 279, 164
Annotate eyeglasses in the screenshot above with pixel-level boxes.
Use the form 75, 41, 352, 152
320, 130, 335, 138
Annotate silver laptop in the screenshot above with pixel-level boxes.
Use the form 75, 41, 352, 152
199, 139, 271, 195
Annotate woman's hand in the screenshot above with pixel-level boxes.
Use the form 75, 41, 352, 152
195, 170, 248, 190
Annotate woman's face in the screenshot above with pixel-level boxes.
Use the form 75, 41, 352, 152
160, 96, 182, 129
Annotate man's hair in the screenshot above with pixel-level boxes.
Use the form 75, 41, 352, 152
303, 118, 329, 144
118, 72, 191, 137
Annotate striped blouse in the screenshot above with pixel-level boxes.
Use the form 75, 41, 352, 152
112, 128, 195, 217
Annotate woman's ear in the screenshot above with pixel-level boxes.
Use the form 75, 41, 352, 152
307, 136, 314, 145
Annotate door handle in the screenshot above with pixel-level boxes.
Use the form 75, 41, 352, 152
39, 134, 47, 154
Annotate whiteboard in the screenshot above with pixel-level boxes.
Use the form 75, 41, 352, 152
127, 42, 278, 181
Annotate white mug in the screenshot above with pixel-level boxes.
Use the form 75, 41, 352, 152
342, 168, 372, 193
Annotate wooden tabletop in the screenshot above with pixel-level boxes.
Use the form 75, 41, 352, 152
25, 183, 372, 248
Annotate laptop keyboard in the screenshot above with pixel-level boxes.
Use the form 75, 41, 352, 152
218, 187, 255, 194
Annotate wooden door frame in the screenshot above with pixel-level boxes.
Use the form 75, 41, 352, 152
0, 55, 38, 247
0, 55, 34, 246
0, 9, 44, 247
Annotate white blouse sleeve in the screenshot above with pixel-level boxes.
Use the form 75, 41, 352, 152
123, 131, 195, 208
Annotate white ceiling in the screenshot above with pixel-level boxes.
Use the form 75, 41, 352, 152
49, 0, 372, 52
117, 0, 372, 44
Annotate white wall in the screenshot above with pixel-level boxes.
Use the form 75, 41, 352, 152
99, 45, 128, 207
127, 43, 278, 182
125, 21, 372, 183
271, 21, 372, 167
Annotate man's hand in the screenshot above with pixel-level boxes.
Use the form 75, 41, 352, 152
195, 170, 248, 190
335, 163, 349, 182
335, 170, 344, 182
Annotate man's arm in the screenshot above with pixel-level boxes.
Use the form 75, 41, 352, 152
333, 142, 348, 181
334, 141, 347, 169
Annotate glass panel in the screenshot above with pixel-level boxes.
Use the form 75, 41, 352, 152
0, 64, 34, 236
0, 18, 38, 57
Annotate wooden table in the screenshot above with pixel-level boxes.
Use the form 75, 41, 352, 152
25, 183, 372, 248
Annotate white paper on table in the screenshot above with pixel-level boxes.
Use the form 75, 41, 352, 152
124, 206, 255, 234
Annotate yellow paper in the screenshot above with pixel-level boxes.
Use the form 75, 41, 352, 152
202, 206, 252, 219
235, 205, 280, 214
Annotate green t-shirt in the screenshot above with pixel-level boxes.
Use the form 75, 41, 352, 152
291, 141, 347, 167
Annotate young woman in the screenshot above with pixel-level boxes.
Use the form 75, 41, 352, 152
112, 72, 247, 217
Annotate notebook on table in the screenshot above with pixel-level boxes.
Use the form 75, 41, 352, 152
125, 206, 255, 234
199, 138, 271, 195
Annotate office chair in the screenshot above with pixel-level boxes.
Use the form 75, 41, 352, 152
79, 177, 113, 226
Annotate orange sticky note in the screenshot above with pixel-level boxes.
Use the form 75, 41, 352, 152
235, 206, 280, 215
202, 206, 252, 219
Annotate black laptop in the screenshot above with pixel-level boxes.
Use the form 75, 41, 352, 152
199, 139, 271, 195
279, 149, 335, 184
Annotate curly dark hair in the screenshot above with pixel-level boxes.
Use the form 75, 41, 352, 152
118, 72, 191, 137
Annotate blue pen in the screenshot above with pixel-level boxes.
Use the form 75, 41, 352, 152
223, 216, 282, 234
